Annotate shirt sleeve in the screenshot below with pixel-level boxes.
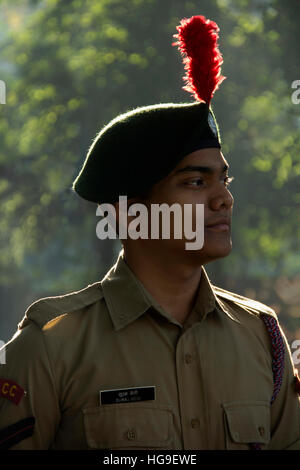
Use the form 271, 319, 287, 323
268, 323, 300, 450
0, 321, 60, 449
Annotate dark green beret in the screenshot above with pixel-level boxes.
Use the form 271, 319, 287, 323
72, 101, 221, 204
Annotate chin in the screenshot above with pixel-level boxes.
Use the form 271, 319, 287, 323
192, 241, 232, 264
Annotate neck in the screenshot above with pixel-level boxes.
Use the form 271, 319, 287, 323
123, 242, 202, 325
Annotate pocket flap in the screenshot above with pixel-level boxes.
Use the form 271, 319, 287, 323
82, 404, 173, 449
222, 401, 270, 444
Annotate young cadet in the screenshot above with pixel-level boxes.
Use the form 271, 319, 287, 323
1, 15, 300, 450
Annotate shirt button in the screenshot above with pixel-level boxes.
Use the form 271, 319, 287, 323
185, 354, 193, 364
190, 418, 200, 429
125, 428, 137, 440
258, 426, 265, 436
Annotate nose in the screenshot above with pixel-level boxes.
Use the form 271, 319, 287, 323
209, 185, 234, 211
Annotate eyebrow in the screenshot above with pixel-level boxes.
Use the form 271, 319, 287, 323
175, 164, 229, 175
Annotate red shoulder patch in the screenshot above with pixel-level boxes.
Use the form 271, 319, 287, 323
0, 378, 25, 405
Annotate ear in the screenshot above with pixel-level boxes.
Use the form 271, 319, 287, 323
127, 197, 142, 217
115, 197, 142, 221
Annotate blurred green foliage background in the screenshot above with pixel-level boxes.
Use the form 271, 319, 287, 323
0, 0, 299, 364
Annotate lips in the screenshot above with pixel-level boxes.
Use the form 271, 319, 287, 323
205, 217, 231, 232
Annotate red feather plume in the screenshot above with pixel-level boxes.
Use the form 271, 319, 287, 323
173, 15, 226, 105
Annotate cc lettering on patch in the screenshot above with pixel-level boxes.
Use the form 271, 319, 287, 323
0, 378, 25, 405
100, 385, 156, 405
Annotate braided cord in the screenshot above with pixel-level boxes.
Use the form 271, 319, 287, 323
260, 314, 285, 405
250, 314, 285, 450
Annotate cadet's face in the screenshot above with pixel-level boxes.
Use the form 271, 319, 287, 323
138, 147, 234, 265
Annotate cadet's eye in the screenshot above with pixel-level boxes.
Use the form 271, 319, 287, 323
187, 178, 204, 187
224, 176, 234, 187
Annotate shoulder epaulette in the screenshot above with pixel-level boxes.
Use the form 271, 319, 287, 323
212, 285, 277, 319
213, 285, 285, 442
18, 281, 104, 330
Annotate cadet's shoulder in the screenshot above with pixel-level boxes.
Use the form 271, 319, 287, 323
212, 285, 277, 320
18, 281, 104, 331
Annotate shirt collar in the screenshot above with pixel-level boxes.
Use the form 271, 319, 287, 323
101, 249, 228, 331
101, 250, 151, 331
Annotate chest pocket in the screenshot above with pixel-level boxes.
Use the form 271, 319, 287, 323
222, 401, 270, 450
82, 403, 174, 450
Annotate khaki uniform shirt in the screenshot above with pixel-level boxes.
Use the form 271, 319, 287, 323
1, 250, 300, 450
